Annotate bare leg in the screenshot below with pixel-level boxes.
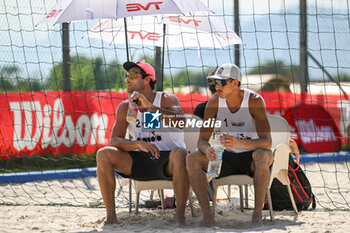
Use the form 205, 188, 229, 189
96, 147, 132, 224
186, 151, 215, 227
167, 148, 189, 225
251, 149, 273, 226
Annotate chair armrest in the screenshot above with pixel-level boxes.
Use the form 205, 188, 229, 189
269, 143, 292, 187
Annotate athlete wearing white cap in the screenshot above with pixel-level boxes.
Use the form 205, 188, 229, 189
187, 63, 273, 227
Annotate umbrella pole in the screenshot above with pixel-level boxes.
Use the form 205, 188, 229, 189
124, 19, 132, 215
160, 24, 166, 91
124, 18, 130, 62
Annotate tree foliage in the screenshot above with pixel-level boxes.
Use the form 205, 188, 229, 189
0, 65, 19, 92
46, 55, 126, 91
249, 59, 350, 83
1, 65, 42, 92
48, 56, 94, 91
248, 60, 300, 83
338, 72, 350, 82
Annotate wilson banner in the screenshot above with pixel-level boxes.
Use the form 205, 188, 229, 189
0, 91, 347, 159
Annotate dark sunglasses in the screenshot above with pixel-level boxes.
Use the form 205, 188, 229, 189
207, 78, 233, 87
125, 71, 148, 79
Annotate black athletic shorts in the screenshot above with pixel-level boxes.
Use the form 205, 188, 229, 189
118, 151, 172, 181
216, 150, 254, 178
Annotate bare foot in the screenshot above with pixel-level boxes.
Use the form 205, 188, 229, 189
200, 216, 215, 227
174, 214, 186, 226
103, 217, 118, 225
251, 212, 263, 227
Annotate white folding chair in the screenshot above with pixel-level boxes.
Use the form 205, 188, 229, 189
133, 114, 201, 215
211, 114, 299, 220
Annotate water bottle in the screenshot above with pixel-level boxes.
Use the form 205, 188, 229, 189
126, 91, 138, 123
207, 131, 225, 178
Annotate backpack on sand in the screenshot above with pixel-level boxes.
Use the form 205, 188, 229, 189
269, 156, 316, 211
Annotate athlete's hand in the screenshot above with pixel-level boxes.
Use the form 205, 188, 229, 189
290, 152, 300, 164
289, 139, 300, 164
138, 141, 160, 159
131, 92, 153, 112
206, 147, 218, 161
220, 134, 241, 149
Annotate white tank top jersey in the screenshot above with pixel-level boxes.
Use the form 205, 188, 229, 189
216, 88, 259, 153
127, 92, 186, 151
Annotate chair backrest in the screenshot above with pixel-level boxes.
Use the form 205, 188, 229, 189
267, 114, 290, 149
183, 115, 201, 153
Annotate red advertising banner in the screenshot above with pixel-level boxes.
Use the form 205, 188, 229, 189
0, 91, 347, 159
0, 91, 128, 159
283, 104, 342, 153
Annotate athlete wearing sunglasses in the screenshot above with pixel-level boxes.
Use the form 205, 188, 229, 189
96, 61, 189, 225
125, 71, 149, 79
187, 63, 273, 227
207, 78, 233, 87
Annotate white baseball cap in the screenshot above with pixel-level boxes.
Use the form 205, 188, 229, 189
207, 63, 242, 81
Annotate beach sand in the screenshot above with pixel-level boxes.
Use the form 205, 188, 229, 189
1, 162, 350, 232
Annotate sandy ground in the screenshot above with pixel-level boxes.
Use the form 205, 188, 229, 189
1, 162, 350, 232
2, 205, 350, 233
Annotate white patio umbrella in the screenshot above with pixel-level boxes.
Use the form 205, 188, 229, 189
84, 13, 243, 84
36, 0, 212, 25
36, 0, 213, 62
84, 13, 243, 49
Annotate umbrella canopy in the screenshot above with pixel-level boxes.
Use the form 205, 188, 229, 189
37, 0, 212, 25
84, 14, 243, 49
